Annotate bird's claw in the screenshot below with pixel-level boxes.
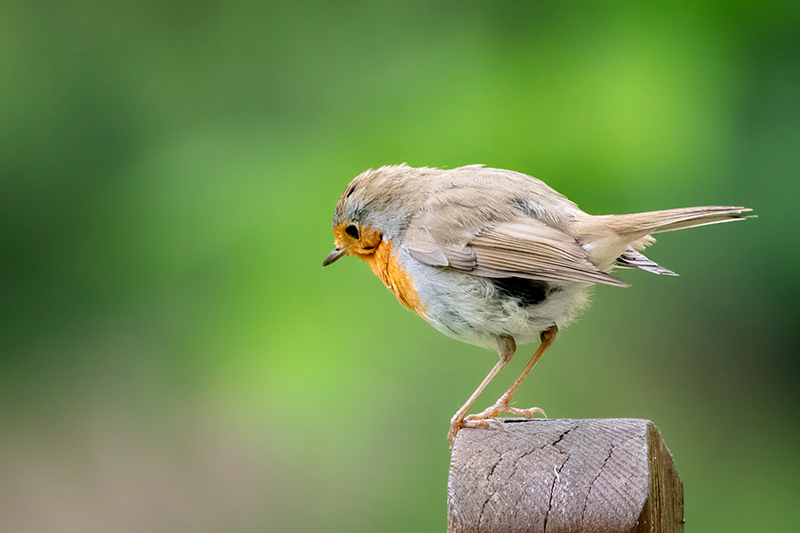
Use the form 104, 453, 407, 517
448, 400, 547, 448
504, 405, 547, 418
462, 417, 504, 430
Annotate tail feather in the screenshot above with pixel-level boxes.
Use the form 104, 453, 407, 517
603, 206, 753, 236
615, 248, 678, 276
578, 206, 754, 272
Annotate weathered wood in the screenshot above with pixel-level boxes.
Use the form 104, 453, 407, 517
448, 418, 683, 533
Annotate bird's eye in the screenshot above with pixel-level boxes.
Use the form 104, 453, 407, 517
345, 224, 360, 239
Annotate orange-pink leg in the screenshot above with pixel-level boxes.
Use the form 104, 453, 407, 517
449, 325, 558, 446
447, 335, 516, 444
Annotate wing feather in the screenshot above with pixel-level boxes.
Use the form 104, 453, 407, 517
406, 217, 628, 287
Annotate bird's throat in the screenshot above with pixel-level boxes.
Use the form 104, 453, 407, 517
361, 239, 426, 319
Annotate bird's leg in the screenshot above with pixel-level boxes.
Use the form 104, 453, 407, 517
463, 325, 558, 428
448, 335, 516, 446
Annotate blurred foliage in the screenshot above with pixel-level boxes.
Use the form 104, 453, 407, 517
1, 1, 798, 531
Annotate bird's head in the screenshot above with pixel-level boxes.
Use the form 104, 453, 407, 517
322, 165, 418, 267
322, 219, 383, 266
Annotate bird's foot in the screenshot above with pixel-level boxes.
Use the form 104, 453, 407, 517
463, 400, 547, 427
448, 412, 472, 447
448, 395, 547, 447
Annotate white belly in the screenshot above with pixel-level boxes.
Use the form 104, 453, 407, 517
408, 258, 593, 351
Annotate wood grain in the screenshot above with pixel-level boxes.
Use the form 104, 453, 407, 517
447, 418, 683, 533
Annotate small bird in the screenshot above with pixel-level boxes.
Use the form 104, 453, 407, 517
323, 164, 752, 445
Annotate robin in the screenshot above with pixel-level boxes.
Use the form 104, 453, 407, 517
323, 164, 752, 445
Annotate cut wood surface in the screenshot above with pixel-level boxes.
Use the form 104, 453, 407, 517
448, 418, 683, 533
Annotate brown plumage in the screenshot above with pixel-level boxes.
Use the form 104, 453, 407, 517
323, 164, 753, 445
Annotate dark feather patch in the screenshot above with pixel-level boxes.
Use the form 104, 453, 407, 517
512, 197, 543, 220
493, 277, 549, 306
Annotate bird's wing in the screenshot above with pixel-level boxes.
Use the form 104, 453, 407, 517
405, 214, 629, 288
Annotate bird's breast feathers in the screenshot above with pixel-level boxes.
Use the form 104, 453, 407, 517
360, 239, 427, 319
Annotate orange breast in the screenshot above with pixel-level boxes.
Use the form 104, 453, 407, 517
361, 239, 426, 319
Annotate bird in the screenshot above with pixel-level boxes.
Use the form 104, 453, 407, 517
322, 164, 752, 445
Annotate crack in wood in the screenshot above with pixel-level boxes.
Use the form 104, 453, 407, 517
543, 426, 574, 533
448, 419, 683, 533
477, 445, 503, 527
581, 443, 616, 524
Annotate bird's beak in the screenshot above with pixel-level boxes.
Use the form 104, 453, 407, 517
322, 247, 346, 267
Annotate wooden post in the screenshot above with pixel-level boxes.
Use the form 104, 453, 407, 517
448, 418, 683, 533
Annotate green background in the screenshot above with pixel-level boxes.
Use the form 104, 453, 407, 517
2, 1, 798, 531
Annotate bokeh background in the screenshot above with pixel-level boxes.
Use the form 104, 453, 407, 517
2, 1, 798, 531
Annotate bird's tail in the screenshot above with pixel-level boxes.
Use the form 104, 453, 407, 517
599, 206, 753, 236
577, 206, 754, 274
